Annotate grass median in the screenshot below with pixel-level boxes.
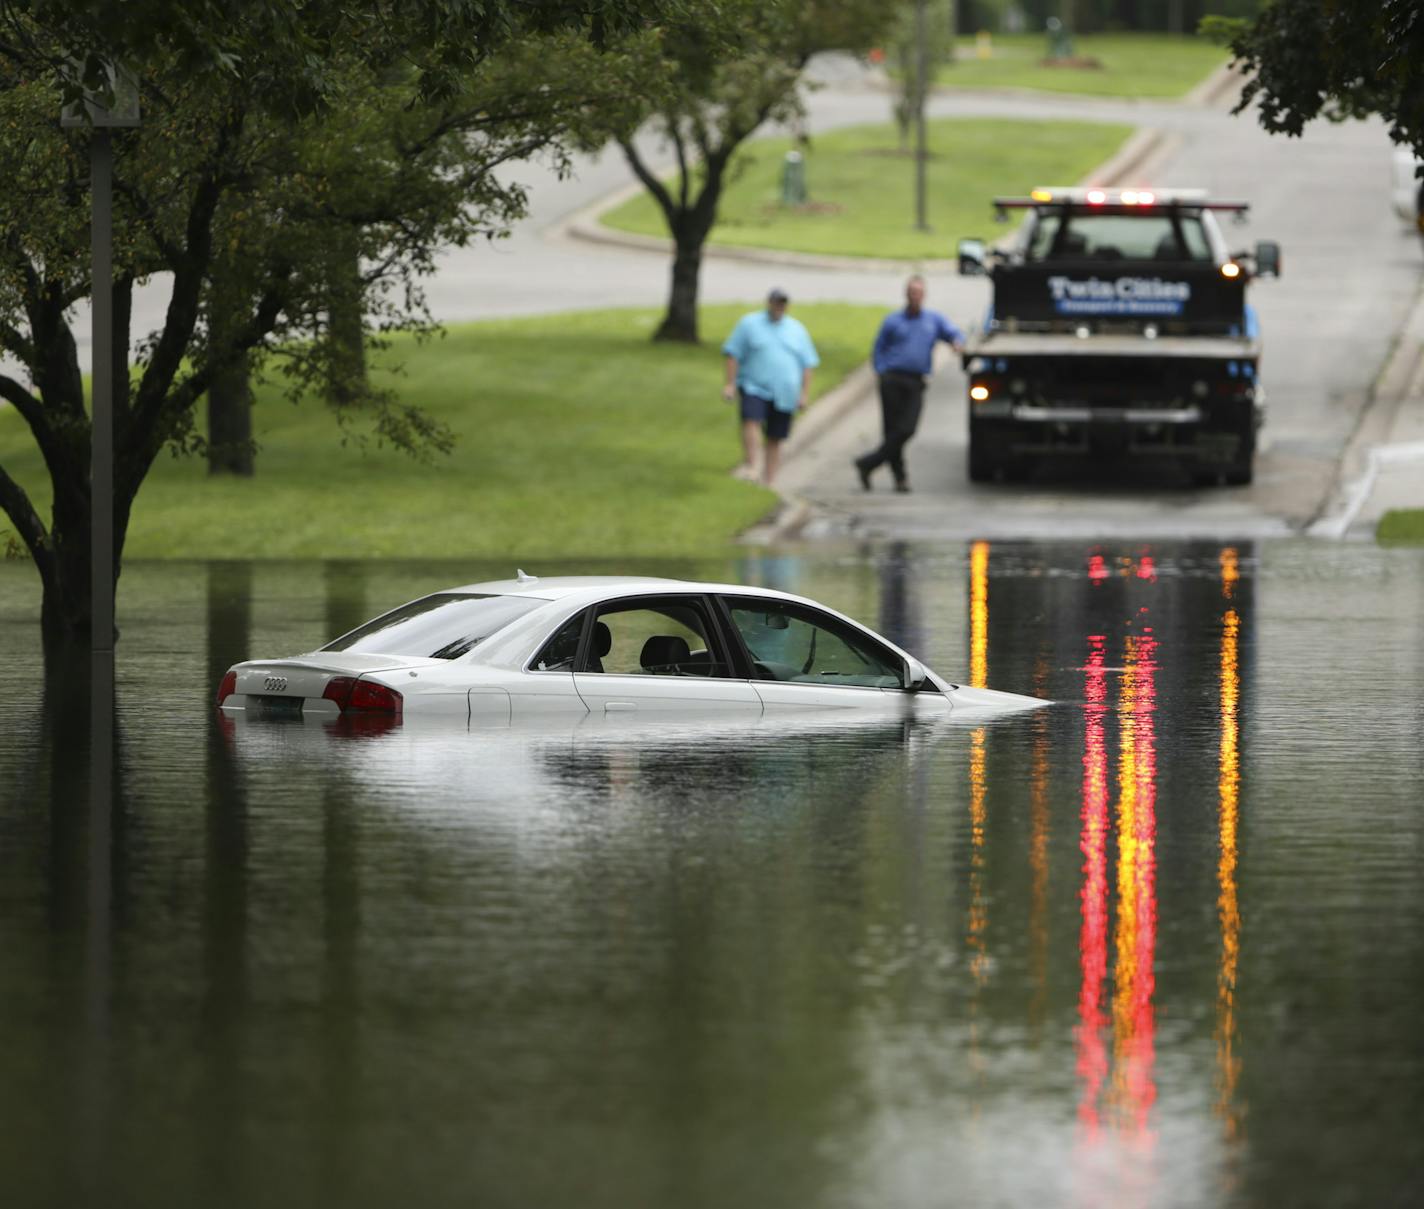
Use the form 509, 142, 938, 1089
0, 304, 885, 560
600, 117, 1132, 261
1377, 509, 1424, 544
919, 32, 1227, 98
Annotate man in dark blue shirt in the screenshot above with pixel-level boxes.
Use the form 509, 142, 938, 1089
855, 276, 964, 492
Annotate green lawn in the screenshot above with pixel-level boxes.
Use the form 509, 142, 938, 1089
0, 304, 884, 560
923, 32, 1227, 98
601, 117, 1131, 261
1377, 509, 1424, 544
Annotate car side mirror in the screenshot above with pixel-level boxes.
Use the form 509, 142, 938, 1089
1254, 240, 1281, 278
958, 238, 987, 277
904, 657, 931, 692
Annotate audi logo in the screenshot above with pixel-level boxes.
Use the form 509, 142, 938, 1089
264, 676, 288, 693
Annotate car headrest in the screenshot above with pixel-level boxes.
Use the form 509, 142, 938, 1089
640, 635, 691, 672
593, 621, 612, 658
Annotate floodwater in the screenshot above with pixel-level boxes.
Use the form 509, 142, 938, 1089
1, 541, 1421, 1209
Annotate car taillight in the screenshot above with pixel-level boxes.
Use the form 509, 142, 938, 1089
216, 669, 237, 708
323, 676, 356, 708
324, 675, 401, 715
349, 680, 402, 715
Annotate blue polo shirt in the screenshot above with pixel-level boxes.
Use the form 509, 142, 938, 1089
722, 310, 820, 413
872, 307, 964, 376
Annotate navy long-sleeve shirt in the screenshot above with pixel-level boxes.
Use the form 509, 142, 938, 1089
872, 308, 964, 376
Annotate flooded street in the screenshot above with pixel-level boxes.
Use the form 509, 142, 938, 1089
1, 541, 1422, 1208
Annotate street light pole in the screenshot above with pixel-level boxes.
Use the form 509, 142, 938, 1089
62, 61, 137, 652
91, 126, 114, 652
914, 0, 929, 232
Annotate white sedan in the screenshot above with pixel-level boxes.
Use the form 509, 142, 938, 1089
215, 574, 1045, 723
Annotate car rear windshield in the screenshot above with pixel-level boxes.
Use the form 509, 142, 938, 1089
321, 593, 545, 658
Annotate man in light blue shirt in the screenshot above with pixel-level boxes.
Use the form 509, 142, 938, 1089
721, 288, 820, 486
855, 275, 964, 493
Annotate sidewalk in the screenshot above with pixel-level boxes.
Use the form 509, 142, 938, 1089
1309, 283, 1424, 538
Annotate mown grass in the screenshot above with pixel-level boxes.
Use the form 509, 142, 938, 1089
918, 32, 1227, 98
600, 117, 1132, 260
1377, 509, 1424, 544
0, 304, 885, 560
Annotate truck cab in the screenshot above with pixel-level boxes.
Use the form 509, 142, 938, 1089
957, 187, 1280, 486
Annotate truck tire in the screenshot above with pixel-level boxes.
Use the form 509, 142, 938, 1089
967, 440, 997, 483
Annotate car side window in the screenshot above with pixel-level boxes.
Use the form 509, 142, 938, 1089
724, 600, 904, 689
583, 599, 731, 678
531, 612, 585, 672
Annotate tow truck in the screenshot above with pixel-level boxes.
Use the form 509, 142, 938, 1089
956, 187, 1280, 485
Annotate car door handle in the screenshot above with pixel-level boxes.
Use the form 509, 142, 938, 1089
604, 701, 636, 712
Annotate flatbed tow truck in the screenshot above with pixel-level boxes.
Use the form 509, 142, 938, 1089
957, 187, 1280, 485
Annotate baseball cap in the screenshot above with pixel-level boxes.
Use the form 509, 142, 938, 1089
767, 287, 789, 303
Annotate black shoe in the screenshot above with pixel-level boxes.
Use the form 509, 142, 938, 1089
854, 458, 872, 491
894, 480, 911, 494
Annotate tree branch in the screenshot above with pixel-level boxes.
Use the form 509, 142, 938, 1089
619, 136, 677, 228
0, 455, 50, 574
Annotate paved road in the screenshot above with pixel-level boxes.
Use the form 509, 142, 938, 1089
48, 62, 1423, 536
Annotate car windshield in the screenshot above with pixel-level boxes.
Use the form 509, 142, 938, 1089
1027, 212, 1212, 262
321, 593, 544, 658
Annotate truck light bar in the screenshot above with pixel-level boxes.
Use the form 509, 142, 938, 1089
995, 190, 1250, 214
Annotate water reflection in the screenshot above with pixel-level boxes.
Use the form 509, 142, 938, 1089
1216, 549, 1242, 1141
0, 541, 1421, 1208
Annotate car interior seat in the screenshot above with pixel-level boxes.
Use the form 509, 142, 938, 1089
640, 635, 691, 675
588, 621, 612, 673
1153, 234, 1182, 260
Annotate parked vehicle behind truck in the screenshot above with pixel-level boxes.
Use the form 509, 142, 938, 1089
957, 188, 1280, 486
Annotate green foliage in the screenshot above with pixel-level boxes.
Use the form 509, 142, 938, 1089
888, 1, 955, 148
0, 0, 681, 636
0, 305, 887, 558
1220, 0, 1424, 156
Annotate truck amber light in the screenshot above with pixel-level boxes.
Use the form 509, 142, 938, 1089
1086, 189, 1107, 205
1121, 189, 1139, 204
969, 385, 991, 401
1030, 188, 1053, 202
215, 669, 237, 708
1221, 262, 1242, 278
1138, 190, 1155, 205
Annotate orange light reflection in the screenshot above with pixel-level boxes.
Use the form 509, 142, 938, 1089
1110, 631, 1159, 1137
970, 541, 990, 688
1216, 599, 1243, 1137
1076, 635, 1110, 1131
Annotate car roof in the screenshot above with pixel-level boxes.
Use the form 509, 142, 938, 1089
439, 574, 815, 608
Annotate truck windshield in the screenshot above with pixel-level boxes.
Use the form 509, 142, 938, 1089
1027, 213, 1212, 263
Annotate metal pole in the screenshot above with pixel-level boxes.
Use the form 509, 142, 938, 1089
914, 0, 929, 232
91, 128, 113, 652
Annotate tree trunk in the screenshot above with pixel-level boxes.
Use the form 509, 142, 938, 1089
656, 237, 703, 343
206, 257, 254, 476
207, 349, 253, 476
326, 232, 366, 407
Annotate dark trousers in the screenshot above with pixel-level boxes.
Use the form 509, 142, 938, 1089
858, 372, 926, 485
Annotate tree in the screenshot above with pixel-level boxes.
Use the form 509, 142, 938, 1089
619, 0, 891, 344
0, 3, 669, 645
889, 0, 954, 152
1204, 0, 1424, 159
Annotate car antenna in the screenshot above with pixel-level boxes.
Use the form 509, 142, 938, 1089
515, 568, 537, 583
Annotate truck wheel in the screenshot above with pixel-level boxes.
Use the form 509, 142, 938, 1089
1224, 459, 1254, 486
967, 443, 997, 483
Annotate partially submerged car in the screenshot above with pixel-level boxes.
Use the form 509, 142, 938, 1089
216, 574, 1045, 723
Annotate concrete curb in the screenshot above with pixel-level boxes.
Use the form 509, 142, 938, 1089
1306, 283, 1424, 538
